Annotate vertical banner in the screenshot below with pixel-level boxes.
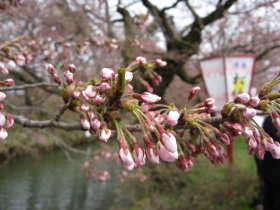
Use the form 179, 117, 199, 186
199, 55, 256, 112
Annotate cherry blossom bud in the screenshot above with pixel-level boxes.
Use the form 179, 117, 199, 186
271, 142, 280, 159
160, 131, 177, 153
81, 90, 89, 100
119, 148, 134, 166
135, 56, 146, 64
0, 128, 8, 140
72, 91, 80, 99
5, 60, 16, 69
99, 82, 111, 93
0, 112, 6, 126
141, 81, 153, 93
90, 118, 101, 131
64, 71, 74, 85
67, 64, 76, 73
0, 104, 4, 109
155, 59, 167, 67
205, 98, 215, 107
235, 92, 250, 104
80, 114, 90, 130
47, 63, 55, 74
80, 103, 89, 112
243, 108, 256, 119
123, 162, 135, 171
157, 143, 178, 162
85, 85, 97, 98
93, 95, 105, 106
176, 155, 189, 172
133, 148, 146, 166
125, 72, 133, 82
187, 87, 201, 101
0, 92, 6, 101
99, 129, 111, 142
53, 74, 61, 85
3, 79, 14, 87
5, 115, 14, 129
250, 96, 260, 107
133, 92, 161, 103
146, 147, 160, 164
167, 110, 180, 126
101, 68, 115, 80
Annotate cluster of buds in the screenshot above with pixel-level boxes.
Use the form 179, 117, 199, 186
91, 35, 118, 52
0, 79, 14, 140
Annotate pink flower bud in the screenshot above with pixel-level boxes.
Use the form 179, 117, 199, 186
146, 147, 160, 164
90, 118, 101, 131
125, 72, 133, 82
271, 142, 280, 159
85, 85, 97, 98
101, 68, 115, 80
235, 92, 250, 104
99, 129, 111, 142
64, 71, 74, 85
3, 79, 14, 87
243, 108, 256, 119
0, 112, 6, 126
53, 74, 61, 85
205, 98, 215, 107
5, 115, 14, 129
93, 95, 105, 106
99, 82, 111, 93
133, 148, 146, 166
67, 64, 76, 73
250, 96, 260, 107
80, 103, 89, 112
0, 92, 6, 101
167, 110, 180, 126
80, 114, 90, 130
135, 56, 146, 64
0, 128, 8, 140
81, 90, 89, 100
119, 148, 134, 166
47, 63, 55, 74
134, 92, 161, 103
157, 143, 178, 162
160, 131, 177, 153
6, 60, 16, 69
72, 91, 80, 99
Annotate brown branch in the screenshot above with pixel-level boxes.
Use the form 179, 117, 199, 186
162, 0, 182, 11
12, 110, 269, 132
0, 82, 58, 91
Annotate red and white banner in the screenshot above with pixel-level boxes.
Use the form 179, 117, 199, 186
199, 55, 256, 112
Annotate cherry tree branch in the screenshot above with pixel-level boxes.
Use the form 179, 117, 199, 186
0, 82, 58, 91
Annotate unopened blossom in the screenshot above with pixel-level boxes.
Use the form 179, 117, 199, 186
125, 71, 133, 82
101, 68, 115, 80
135, 56, 146, 64
0, 62, 8, 75
5, 115, 14, 129
0, 128, 8, 140
47, 64, 55, 75
68, 64, 76, 73
0, 92, 6, 101
205, 98, 215, 107
64, 71, 74, 85
146, 147, 160, 164
119, 147, 134, 167
160, 131, 177, 153
133, 148, 146, 166
53, 74, 61, 85
271, 109, 280, 131
271, 142, 280, 159
0, 112, 6, 126
90, 118, 101, 131
157, 143, 178, 162
250, 96, 260, 107
85, 85, 97, 98
155, 59, 167, 67
80, 103, 89, 112
235, 92, 250, 104
134, 92, 161, 103
99, 129, 111, 142
80, 114, 90, 130
99, 82, 111, 93
142, 81, 153, 93
243, 107, 257, 119
5, 60, 16, 69
81, 90, 89, 100
72, 91, 80, 99
93, 95, 105, 106
16, 54, 25, 66
167, 110, 180, 126
188, 87, 201, 101
3, 79, 14, 87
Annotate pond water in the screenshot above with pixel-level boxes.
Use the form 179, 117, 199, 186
0, 144, 122, 210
